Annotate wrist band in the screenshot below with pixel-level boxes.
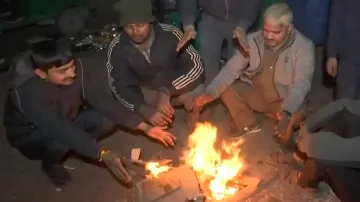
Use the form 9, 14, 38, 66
98, 148, 108, 162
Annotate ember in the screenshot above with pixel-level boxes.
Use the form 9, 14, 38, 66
145, 162, 171, 178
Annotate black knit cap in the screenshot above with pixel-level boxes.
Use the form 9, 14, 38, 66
114, 0, 155, 26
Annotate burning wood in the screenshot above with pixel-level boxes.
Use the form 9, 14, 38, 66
136, 123, 260, 202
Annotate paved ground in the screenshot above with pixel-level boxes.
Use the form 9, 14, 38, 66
0, 24, 338, 202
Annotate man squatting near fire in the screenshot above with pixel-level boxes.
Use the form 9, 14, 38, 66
107, 0, 204, 131
192, 3, 315, 138
273, 99, 360, 202
4, 40, 176, 186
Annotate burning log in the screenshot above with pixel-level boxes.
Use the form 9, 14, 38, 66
134, 123, 263, 202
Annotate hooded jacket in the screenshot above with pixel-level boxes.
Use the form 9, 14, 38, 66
4, 51, 144, 160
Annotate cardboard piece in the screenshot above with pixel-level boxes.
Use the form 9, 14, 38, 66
131, 148, 141, 161
136, 166, 201, 202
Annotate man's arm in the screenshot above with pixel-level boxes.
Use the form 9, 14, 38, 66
205, 50, 249, 99
14, 87, 101, 160
179, 0, 198, 27
152, 25, 204, 96
237, 0, 261, 31
107, 40, 145, 112
281, 41, 315, 114
327, 0, 344, 57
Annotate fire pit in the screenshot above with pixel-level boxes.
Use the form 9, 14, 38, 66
135, 123, 260, 202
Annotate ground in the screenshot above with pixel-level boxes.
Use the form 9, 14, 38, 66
0, 25, 338, 202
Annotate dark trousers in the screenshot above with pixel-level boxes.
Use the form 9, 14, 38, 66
15, 109, 115, 165
298, 109, 360, 201
337, 59, 360, 99
299, 159, 360, 202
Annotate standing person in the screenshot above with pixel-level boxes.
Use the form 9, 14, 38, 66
326, 0, 360, 99
177, 0, 260, 120
107, 0, 204, 131
4, 40, 176, 186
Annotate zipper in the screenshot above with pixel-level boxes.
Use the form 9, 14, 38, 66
225, 0, 229, 20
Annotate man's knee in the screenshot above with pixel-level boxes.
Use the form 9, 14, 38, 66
220, 86, 245, 108
75, 109, 116, 138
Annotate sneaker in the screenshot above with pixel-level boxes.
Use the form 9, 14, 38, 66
41, 163, 72, 186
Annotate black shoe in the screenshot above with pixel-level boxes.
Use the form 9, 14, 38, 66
41, 163, 72, 186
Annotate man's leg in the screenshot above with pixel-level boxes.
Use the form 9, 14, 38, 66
220, 81, 269, 135
337, 60, 360, 99
198, 14, 226, 121
15, 131, 71, 186
326, 167, 360, 202
74, 108, 117, 139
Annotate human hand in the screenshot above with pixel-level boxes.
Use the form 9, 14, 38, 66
326, 57, 338, 77
296, 124, 313, 153
233, 26, 249, 52
145, 126, 177, 148
176, 25, 197, 52
156, 91, 175, 117
192, 94, 213, 111
148, 111, 173, 126
275, 111, 291, 136
101, 150, 132, 184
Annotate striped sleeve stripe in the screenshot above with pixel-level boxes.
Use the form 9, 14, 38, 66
159, 23, 204, 90
106, 34, 135, 111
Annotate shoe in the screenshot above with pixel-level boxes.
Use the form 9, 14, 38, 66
1, 13, 23, 24
41, 162, 72, 186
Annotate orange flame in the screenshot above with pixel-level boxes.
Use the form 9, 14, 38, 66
182, 122, 244, 201
145, 162, 170, 178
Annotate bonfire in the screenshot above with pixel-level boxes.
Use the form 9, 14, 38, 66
145, 122, 245, 201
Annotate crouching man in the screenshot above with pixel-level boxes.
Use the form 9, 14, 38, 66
282, 99, 360, 202
4, 40, 176, 186
107, 0, 204, 130
192, 3, 314, 137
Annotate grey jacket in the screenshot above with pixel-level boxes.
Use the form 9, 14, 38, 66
180, 0, 260, 30
299, 99, 360, 165
206, 29, 315, 114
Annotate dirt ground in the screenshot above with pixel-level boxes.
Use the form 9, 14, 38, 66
0, 24, 338, 202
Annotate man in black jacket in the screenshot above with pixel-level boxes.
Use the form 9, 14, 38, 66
108, 0, 204, 130
4, 40, 176, 186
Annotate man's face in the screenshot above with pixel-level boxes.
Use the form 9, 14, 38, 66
36, 60, 76, 86
262, 17, 293, 47
124, 23, 151, 44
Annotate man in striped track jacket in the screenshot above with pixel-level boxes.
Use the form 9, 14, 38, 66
107, 0, 204, 130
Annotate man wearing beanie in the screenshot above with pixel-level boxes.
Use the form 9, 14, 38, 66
107, 0, 204, 130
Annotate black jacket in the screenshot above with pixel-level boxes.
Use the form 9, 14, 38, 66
180, 0, 260, 30
107, 22, 204, 112
4, 52, 143, 160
